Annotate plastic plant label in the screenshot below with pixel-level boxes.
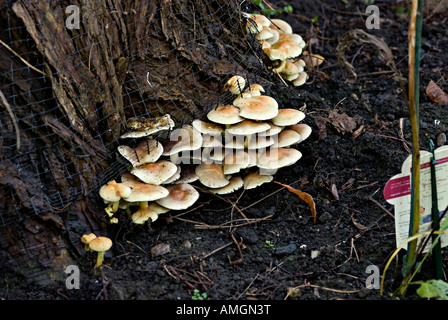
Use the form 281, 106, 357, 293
384, 145, 448, 252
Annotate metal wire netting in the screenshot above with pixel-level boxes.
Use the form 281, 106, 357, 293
0, 0, 274, 226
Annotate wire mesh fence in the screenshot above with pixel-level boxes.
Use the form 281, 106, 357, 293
0, 0, 274, 226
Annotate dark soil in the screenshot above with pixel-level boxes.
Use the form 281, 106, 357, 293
3, 0, 448, 301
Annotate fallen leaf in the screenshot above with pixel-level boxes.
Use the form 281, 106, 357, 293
275, 181, 317, 224
314, 116, 328, 141
351, 215, 367, 230
426, 80, 448, 106
330, 183, 339, 200
328, 110, 358, 135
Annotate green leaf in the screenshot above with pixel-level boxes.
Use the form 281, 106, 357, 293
416, 279, 448, 300
284, 5, 293, 13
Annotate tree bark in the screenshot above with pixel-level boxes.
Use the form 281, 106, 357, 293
0, 0, 269, 286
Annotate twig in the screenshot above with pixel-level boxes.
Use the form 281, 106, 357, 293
368, 196, 395, 220
0, 39, 47, 76
0, 89, 21, 152
236, 273, 259, 300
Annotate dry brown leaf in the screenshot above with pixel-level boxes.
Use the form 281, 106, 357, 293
275, 181, 317, 224
351, 216, 367, 230
331, 183, 339, 200
426, 80, 448, 106
328, 110, 358, 135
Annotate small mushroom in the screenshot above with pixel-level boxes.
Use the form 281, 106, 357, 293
234, 98, 278, 121
156, 183, 200, 210
257, 147, 302, 170
243, 171, 273, 190
99, 180, 132, 216
223, 75, 246, 95
269, 18, 293, 34
131, 207, 158, 224
244, 13, 271, 34
81, 233, 97, 251
192, 119, 224, 136
117, 139, 163, 167
130, 160, 178, 185
208, 176, 244, 195
276, 129, 302, 147
226, 120, 271, 136
207, 105, 244, 126
195, 162, 229, 188
292, 72, 308, 87
271, 109, 305, 126
263, 40, 302, 61
223, 150, 250, 174
88, 236, 113, 268
288, 123, 312, 143
122, 180, 169, 209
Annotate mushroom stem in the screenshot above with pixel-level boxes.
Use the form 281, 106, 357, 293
139, 201, 149, 209
94, 252, 105, 268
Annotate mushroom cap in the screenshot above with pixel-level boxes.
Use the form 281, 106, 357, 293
289, 123, 312, 142
195, 162, 230, 188
162, 164, 182, 184
162, 125, 202, 156
265, 28, 280, 45
257, 147, 302, 170
244, 13, 271, 33
148, 202, 171, 214
278, 33, 303, 45
244, 84, 265, 97
120, 114, 175, 139
258, 123, 284, 136
235, 98, 279, 121
173, 164, 199, 184
208, 176, 244, 195
223, 150, 250, 174
276, 129, 302, 147
156, 183, 200, 210
81, 233, 97, 245
118, 139, 163, 167
271, 109, 305, 126
281, 60, 301, 76
234, 95, 278, 109
130, 160, 178, 185
292, 72, 308, 86
247, 134, 275, 149
223, 75, 246, 95
226, 120, 271, 135
131, 207, 158, 224
243, 171, 274, 190
264, 40, 302, 61
192, 119, 224, 135
122, 181, 169, 202
99, 180, 132, 202
89, 236, 113, 252
207, 105, 244, 125
269, 18, 293, 34
256, 27, 274, 41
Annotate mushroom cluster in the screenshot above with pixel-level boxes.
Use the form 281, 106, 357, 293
98, 77, 311, 225
243, 12, 324, 86
194, 76, 312, 193
99, 114, 200, 225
